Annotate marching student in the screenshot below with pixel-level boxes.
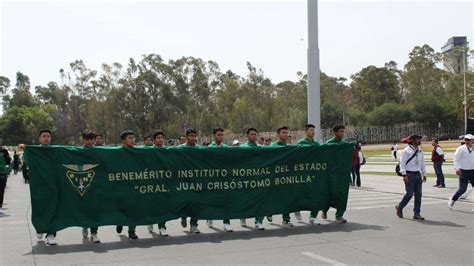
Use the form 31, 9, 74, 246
143, 135, 153, 146
80, 131, 101, 243
35, 129, 59, 245
323, 125, 349, 223
178, 128, 201, 234
95, 134, 104, 146
147, 130, 169, 237
206, 128, 234, 232
0, 144, 12, 216
270, 126, 294, 226
240, 128, 265, 230
116, 130, 139, 239
448, 134, 474, 210
395, 134, 427, 220
297, 124, 322, 224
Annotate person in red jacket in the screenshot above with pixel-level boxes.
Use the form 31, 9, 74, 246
431, 138, 446, 188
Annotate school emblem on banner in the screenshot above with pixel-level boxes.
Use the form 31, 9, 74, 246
63, 164, 99, 196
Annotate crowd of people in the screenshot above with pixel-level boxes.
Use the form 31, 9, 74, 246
1, 125, 472, 247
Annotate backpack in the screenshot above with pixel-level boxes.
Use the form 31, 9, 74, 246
395, 150, 418, 176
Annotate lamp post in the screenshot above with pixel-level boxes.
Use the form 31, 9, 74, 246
307, 0, 321, 140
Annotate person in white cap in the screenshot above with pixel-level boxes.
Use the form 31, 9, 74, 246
232, 139, 240, 146
448, 134, 474, 210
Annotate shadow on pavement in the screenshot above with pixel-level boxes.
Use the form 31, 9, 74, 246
26, 222, 387, 255
414, 219, 466, 227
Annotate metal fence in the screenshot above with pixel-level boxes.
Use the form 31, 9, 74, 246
219, 123, 464, 145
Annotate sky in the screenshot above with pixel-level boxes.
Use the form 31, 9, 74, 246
1, 0, 473, 88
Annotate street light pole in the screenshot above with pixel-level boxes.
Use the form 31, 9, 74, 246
307, 0, 321, 140
463, 49, 467, 133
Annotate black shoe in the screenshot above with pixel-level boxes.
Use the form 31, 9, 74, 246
395, 205, 403, 218
438, 185, 446, 188
321, 212, 327, 220
433, 184, 440, 187
413, 214, 425, 220
116, 226, 123, 234
181, 218, 187, 228
128, 232, 138, 239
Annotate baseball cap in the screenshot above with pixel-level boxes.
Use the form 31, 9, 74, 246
464, 134, 473, 140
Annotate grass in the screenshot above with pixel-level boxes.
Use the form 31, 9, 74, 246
361, 171, 458, 179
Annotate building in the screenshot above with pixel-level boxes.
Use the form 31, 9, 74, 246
441, 36, 469, 74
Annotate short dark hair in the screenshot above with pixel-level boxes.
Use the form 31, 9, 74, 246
120, 130, 134, 140
277, 126, 288, 134
259, 136, 265, 141
82, 132, 95, 140
143, 135, 152, 141
95, 134, 103, 138
153, 130, 165, 139
212, 127, 224, 135
185, 128, 197, 136
432, 138, 439, 143
38, 129, 52, 137
333, 125, 345, 132
305, 124, 315, 131
246, 128, 258, 135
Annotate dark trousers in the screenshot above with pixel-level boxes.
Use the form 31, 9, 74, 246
22, 168, 29, 183
393, 151, 397, 159
433, 161, 445, 186
452, 170, 474, 201
351, 165, 361, 186
398, 172, 423, 215
0, 176, 7, 208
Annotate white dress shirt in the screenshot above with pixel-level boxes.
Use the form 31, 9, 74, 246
453, 144, 474, 170
399, 145, 426, 176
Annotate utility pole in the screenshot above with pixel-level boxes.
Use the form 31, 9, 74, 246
307, 0, 321, 140
463, 49, 467, 133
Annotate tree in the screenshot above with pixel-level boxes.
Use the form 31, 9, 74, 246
402, 44, 446, 100
368, 103, 412, 126
350, 64, 402, 112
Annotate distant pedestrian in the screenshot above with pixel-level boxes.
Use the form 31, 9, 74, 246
431, 138, 445, 188
13, 151, 19, 174
395, 134, 427, 220
351, 144, 364, 187
448, 134, 474, 210
391, 141, 398, 160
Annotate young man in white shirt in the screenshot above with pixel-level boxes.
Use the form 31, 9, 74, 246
448, 134, 474, 210
395, 134, 427, 220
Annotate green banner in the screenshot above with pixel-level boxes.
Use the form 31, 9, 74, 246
26, 143, 353, 233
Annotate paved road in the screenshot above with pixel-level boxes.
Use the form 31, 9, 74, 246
1, 173, 473, 265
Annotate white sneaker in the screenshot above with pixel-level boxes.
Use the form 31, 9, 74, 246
294, 212, 302, 221
240, 219, 247, 227
309, 217, 318, 225
223, 223, 233, 232
206, 220, 213, 228
190, 225, 200, 234
255, 222, 265, 230
159, 228, 168, 237
46, 234, 57, 246
448, 197, 455, 210
36, 234, 43, 240
82, 228, 88, 239
282, 221, 294, 227
147, 225, 154, 233
90, 234, 100, 243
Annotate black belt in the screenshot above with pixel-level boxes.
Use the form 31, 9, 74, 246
406, 171, 420, 174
